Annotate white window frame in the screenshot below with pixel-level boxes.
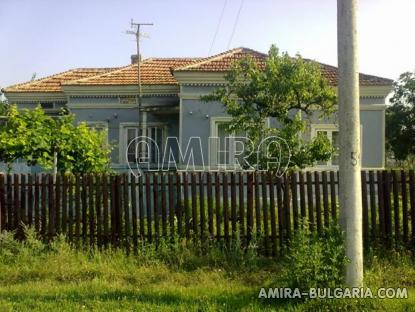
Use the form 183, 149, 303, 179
209, 117, 244, 169
310, 124, 363, 169
84, 121, 109, 143
119, 122, 167, 165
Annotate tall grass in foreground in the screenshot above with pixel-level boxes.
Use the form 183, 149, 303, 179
0, 226, 413, 311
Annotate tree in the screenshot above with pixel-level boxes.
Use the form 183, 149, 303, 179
0, 105, 111, 173
202, 45, 337, 170
386, 71, 415, 167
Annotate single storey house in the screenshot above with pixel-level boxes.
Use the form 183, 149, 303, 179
1, 47, 393, 172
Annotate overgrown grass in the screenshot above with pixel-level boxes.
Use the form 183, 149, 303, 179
0, 227, 413, 311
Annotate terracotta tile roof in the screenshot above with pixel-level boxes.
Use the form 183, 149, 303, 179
63, 58, 200, 86
312, 61, 394, 87
174, 47, 267, 72
175, 47, 393, 86
3, 48, 392, 92
3, 68, 117, 93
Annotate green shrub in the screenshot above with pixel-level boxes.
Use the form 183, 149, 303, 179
282, 220, 348, 291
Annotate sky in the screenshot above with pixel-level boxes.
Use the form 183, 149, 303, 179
1, 0, 414, 89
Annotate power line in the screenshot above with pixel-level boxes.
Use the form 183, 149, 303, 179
208, 0, 228, 56
227, 0, 245, 49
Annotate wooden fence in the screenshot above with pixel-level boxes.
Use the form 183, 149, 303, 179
0, 170, 414, 256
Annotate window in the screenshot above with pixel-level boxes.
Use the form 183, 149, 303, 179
311, 124, 363, 167
124, 125, 165, 165
210, 119, 246, 169
86, 121, 107, 132
314, 128, 339, 166
119, 96, 137, 105
85, 121, 108, 142
40, 102, 54, 109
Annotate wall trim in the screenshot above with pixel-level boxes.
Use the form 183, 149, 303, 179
62, 84, 180, 96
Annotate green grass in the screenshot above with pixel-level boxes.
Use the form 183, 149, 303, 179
0, 230, 414, 311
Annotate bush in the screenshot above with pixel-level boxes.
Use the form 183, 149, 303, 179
282, 220, 348, 291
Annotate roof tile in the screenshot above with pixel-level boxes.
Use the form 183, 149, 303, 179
3, 48, 393, 93
63, 58, 199, 86
3, 68, 116, 93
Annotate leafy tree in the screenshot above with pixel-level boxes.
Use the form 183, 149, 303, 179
0, 105, 111, 173
202, 45, 337, 170
386, 71, 415, 167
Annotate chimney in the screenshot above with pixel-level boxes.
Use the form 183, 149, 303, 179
131, 54, 142, 64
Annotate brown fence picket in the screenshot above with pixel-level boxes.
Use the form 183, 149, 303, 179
199, 172, 206, 241
409, 170, 415, 241
254, 172, 261, 236
207, 172, 214, 238
361, 171, 369, 247
383, 171, 392, 245
161, 173, 167, 237
34, 174, 40, 233
329, 171, 337, 220
68, 174, 74, 242
122, 174, 129, 251
168, 173, 175, 237
61, 174, 68, 234
6, 174, 12, 231
230, 172, 237, 239
191, 173, 198, 236
81, 175, 88, 244
14, 174, 20, 233
48, 174, 55, 240
138, 176, 145, 240
238, 172, 245, 240
1, 170, 414, 254
215, 172, 221, 240
322, 171, 329, 227
88, 175, 95, 246
96, 174, 102, 248
28, 174, 33, 227
291, 172, 299, 230
102, 174, 109, 246
153, 173, 160, 242
175, 172, 182, 237
145, 174, 152, 242
261, 172, 269, 256
369, 170, 376, 241
392, 170, 400, 244
223, 172, 229, 245
0, 175, 5, 231
110, 175, 117, 246
283, 174, 291, 240
183, 172, 190, 238
75, 174, 81, 245
20, 174, 26, 229
401, 170, 408, 243
247, 172, 254, 242
268, 172, 277, 257
306, 172, 314, 231
55, 174, 61, 234
314, 171, 322, 233
299, 172, 306, 219
377, 171, 385, 240
276, 175, 283, 251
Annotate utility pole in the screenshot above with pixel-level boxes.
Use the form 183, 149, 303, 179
337, 0, 363, 286
126, 19, 153, 127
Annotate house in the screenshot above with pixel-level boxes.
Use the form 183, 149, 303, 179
1, 47, 393, 172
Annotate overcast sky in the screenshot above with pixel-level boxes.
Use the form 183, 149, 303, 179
1, 0, 414, 89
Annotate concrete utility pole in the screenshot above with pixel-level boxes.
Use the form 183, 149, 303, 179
337, 0, 363, 286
